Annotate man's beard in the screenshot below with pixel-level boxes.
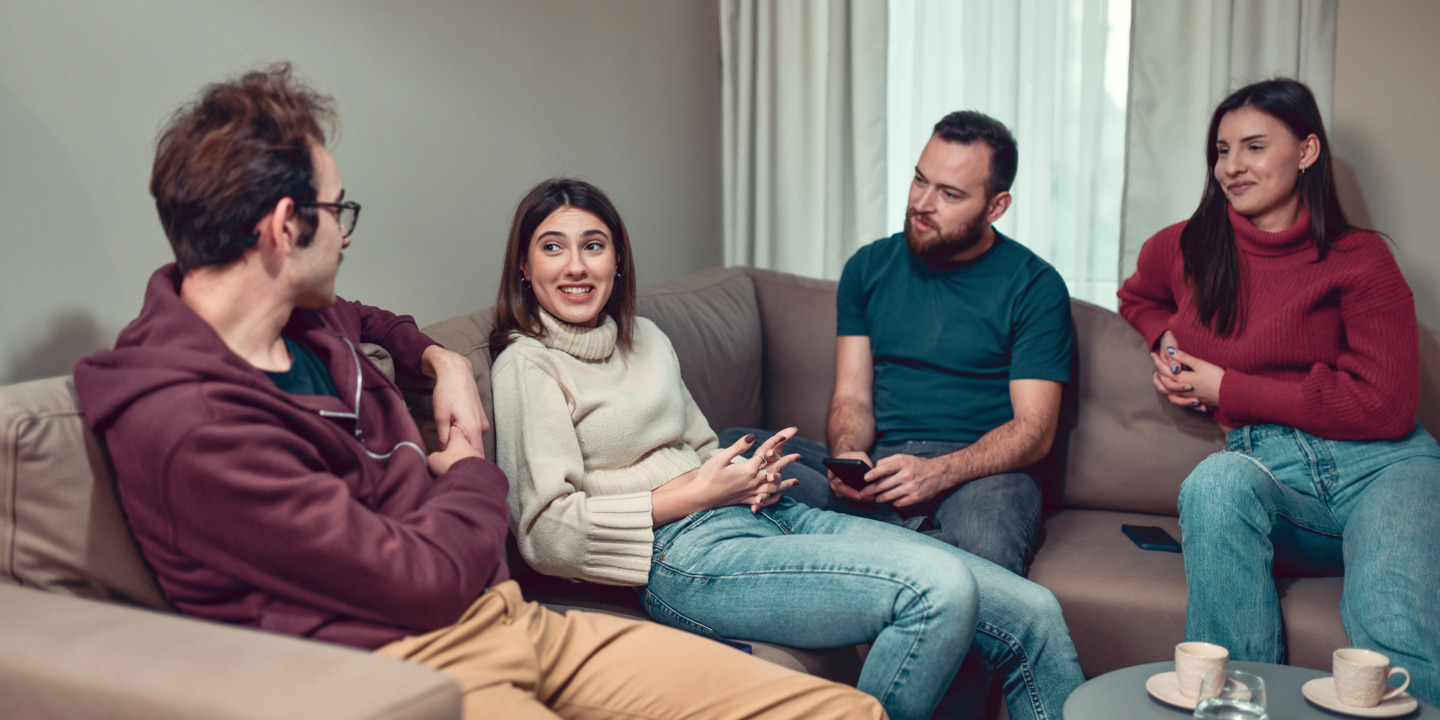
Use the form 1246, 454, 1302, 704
904, 207, 987, 264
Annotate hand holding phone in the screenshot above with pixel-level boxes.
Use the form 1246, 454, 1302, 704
823, 457, 871, 492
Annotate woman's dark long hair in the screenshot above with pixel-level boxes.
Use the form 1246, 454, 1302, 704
1182, 78, 1357, 335
489, 178, 637, 358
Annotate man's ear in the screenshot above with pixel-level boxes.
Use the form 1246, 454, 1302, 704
256, 197, 301, 255
985, 191, 1013, 225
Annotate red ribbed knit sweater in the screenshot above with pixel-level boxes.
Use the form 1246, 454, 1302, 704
1118, 204, 1418, 441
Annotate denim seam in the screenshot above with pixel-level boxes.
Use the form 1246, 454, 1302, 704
1290, 430, 1346, 528
642, 586, 724, 640
646, 565, 933, 709
1224, 449, 1342, 537
975, 619, 1047, 720
653, 509, 716, 556
1268, 508, 1343, 539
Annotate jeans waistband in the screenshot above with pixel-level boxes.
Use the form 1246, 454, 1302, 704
1226, 422, 1434, 454
1225, 424, 1297, 452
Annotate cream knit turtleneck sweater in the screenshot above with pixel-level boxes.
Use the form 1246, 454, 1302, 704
492, 309, 721, 586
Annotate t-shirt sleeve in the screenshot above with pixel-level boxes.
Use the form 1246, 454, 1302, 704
1008, 266, 1075, 384
836, 247, 869, 337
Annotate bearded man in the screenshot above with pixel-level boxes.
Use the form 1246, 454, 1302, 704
729, 111, 1076, 577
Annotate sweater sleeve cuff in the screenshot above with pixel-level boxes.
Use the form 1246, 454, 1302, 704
579, 493, 656, 585
1131, 313, 1172, 351
1219, 371, 1303, 428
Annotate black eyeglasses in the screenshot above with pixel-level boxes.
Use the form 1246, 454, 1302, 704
296, 200, 361, 238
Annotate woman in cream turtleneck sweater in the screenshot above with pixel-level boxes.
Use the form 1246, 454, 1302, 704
1119, 78, 1440, 704
489, 179, 1084, 720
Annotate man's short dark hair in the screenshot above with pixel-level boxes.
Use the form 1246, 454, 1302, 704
151, 62, 337, 273
932, 111, 1018, 197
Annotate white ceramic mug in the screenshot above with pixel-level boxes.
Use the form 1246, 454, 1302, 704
1333, 648, 1410, 708
1175, 641, 1229, 699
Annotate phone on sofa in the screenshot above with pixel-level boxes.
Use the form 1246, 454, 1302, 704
1121, 524, 1181, 553
822, 458, 871, 491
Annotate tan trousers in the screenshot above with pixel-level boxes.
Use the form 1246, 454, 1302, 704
376, 581, 885, 720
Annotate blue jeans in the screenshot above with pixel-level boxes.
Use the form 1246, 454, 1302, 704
1178, 423, 1440, 705
645, 497, 1082, 720
721, 428, 1042, 577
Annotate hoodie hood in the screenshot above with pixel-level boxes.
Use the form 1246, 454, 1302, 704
76, 264, 360, 432
76, 265, 273, 430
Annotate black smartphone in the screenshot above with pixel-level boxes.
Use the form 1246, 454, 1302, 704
822, 458, 871, 491
1121, 524, 1181, 553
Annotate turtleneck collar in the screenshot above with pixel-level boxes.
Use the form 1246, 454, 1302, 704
1228, 203, 1313, 257
537, 306, 617, 361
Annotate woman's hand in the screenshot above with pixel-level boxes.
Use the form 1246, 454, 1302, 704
694, 429, 801, 512
1150, 331, 1224, 413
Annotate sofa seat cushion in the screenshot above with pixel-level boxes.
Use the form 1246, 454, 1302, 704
1031, 509, 1346, 677
0, 376, 169, 610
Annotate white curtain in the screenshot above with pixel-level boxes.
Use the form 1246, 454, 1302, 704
886, 0, 1132, 306
720, 0, 889, 279
1120, 0, 1338, 277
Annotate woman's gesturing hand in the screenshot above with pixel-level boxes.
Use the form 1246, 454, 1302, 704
695, 428, 801, 512
1150, 330, 1224, 413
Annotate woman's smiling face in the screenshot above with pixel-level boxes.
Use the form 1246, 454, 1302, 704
1213, 105, 1319, 232
523, 206, 616, 328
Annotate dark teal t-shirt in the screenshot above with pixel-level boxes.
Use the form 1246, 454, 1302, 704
265, 336, 340, 398
837, 231, 1074, 445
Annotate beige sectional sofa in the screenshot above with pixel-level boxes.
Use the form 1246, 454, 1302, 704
0, 265, 1348, 718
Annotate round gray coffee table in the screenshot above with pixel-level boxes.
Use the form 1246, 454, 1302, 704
1064, 661, 1435, 719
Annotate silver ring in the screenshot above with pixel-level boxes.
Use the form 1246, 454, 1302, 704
758, 455, 769, 469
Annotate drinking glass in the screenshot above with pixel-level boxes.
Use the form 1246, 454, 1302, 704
1193, 669, 1268, 720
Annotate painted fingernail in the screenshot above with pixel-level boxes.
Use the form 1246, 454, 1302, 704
743, 434, 755, 443
1172, 365, 1181, 374
1190, 401, 1200, 406
1167, 346, 1176, 355
1188, 386, 1195, 391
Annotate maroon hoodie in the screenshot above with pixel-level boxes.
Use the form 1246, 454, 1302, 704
75, 265, 510, 650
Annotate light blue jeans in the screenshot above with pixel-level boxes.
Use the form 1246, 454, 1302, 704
725, 428, 1043, 577
644, 496, 1082, 720
1178, 423, 1440, 705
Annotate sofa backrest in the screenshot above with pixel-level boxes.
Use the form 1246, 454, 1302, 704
1064, 299, 1225, 514
0, 376, 171, 609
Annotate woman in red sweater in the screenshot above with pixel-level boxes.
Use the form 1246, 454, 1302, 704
1119, 78, 1439, 703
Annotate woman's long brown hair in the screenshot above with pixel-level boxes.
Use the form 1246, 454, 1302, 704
1181, 78, 1359, 335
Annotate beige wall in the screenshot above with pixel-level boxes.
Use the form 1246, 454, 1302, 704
1333, 0, 1440, 435
0, 0, 722, 385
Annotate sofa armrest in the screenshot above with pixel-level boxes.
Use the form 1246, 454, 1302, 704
0, 584, 461, 720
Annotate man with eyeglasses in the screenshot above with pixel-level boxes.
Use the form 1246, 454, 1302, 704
72, 63, 881, 720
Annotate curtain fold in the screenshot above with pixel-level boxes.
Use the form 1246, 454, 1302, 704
721, 0, 889, 279
1119, 0, 1338, 278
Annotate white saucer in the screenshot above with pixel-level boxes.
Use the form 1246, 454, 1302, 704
1301, 677, 1418, 717
1145, 671, 1198, 709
